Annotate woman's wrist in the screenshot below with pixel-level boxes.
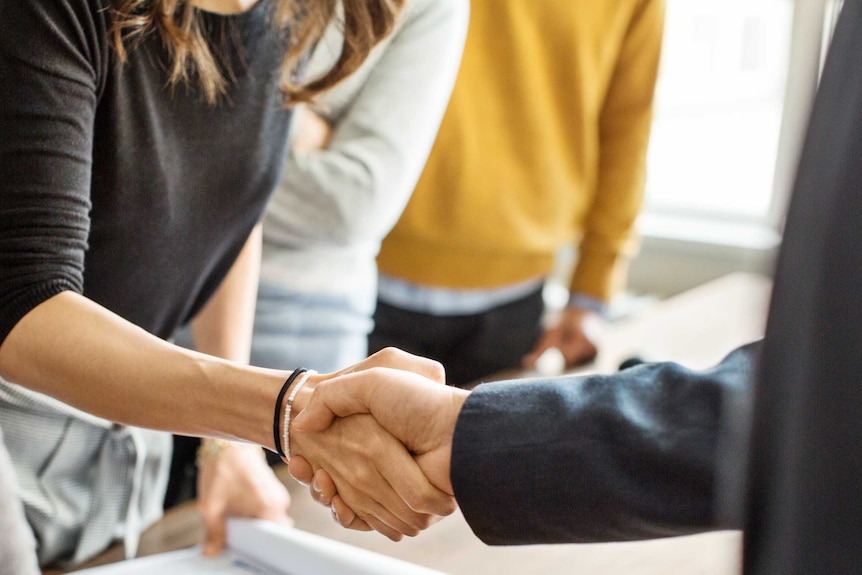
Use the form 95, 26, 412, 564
290, 373, 319, 413
274, 370, 320, 460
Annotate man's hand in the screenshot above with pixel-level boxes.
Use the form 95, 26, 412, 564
285, 348, 455, 539
289, 411, 454, 540
196, 441, 292, 556
290, 367, 469, 534
523, 306, 603, 371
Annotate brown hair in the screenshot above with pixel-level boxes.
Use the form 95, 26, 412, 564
110, 0, 405, 104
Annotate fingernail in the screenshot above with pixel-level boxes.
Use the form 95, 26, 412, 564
331, 504, 340, 524
312, 479, 321, 494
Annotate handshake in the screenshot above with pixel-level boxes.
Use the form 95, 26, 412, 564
283, 348, 471, 540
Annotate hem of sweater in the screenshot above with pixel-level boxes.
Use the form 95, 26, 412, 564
377, 242, 556, 289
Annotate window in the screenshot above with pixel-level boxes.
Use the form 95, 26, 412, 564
642, 0, 839, 244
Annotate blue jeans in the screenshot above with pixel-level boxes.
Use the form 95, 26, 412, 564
251, 281, 373, 373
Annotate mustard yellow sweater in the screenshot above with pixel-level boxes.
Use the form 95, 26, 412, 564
377, 0, 665, 302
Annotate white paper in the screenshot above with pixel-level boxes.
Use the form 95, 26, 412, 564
71, 547, 285, 575
227, 519, 444, 575
73, 519, 445, 575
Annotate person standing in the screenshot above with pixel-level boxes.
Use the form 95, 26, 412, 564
252, 0, 468, 373
370, 0, 665, 386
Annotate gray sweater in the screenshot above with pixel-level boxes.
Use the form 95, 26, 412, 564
259, 0, 468, 318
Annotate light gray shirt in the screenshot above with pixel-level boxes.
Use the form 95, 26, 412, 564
259, 0, 469, 318
0, 426, 39, 575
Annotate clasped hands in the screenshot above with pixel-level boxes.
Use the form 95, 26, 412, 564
284, 348, 469, 540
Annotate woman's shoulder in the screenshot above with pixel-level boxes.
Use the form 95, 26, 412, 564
10, 0, 112, 35
1, 0, 112, 89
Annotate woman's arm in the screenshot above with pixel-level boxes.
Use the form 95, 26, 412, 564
0, 290, 282, 446
191, 224, 262, 363
0, 294, 455, 535
0, 0, 454, 540
571, 0, 666, 302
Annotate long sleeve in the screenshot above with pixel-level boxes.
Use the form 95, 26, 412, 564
451, 341, 758, 545
261, 0, 468, 250
0, 0, 290, 343
0, 0, 107, 345
571, 0, 665, 301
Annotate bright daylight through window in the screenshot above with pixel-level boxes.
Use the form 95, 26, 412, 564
645, 0, 795, 222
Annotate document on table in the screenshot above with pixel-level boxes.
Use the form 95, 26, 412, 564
71, 547, 283, 575
74, 518, 446, 575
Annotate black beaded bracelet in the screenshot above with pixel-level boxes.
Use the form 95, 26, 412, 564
273, 367, 307, 458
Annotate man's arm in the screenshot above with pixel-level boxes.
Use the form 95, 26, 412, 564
526, 0, 666, 371
452, 343, 755, 545
296, 341, 759, 543
570, 0, 665, 303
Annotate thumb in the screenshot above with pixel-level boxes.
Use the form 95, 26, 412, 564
291, 389, 338, 432
293, 374, 377, 431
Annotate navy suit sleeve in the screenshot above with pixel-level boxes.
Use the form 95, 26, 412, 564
451, 342, 759, 545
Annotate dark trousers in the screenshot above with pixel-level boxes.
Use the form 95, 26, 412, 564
369, 286, 545, 387
164, 435, 199, 509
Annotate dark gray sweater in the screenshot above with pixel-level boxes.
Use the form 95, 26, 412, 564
0, 0, 292, 343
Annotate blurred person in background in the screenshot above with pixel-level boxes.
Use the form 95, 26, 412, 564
370, 0, 665, 386
252, 0, 467, 374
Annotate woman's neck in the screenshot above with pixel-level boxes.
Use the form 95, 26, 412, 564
189, 0, 261, 15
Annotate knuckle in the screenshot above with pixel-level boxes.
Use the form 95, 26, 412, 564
352, 466, 375, 490
378, 347, 405, 363
402, 487, 426, 512
413, 513, 434, 531
441, 495, 458, 515
426, 359, 446, 383
315, 379, 332, 395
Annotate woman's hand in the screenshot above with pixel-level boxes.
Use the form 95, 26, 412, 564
293, 412, 452, 540
196, 441, 292, 556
